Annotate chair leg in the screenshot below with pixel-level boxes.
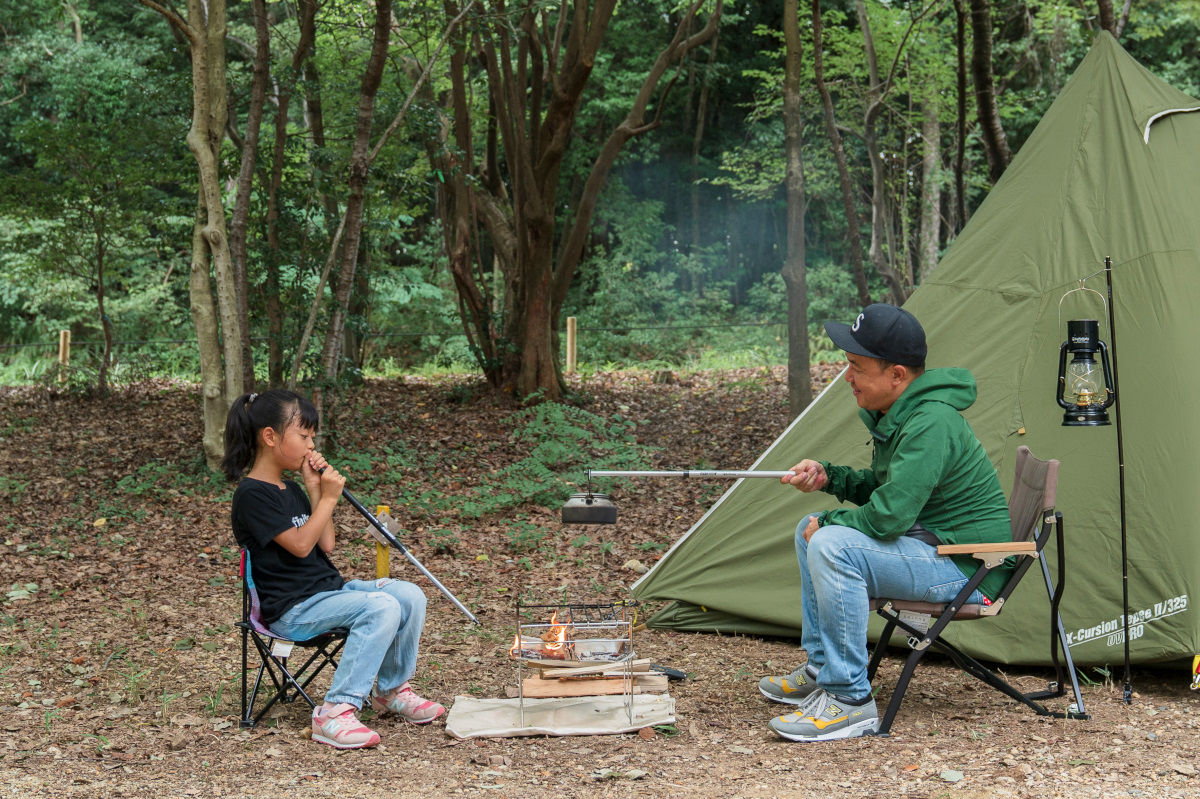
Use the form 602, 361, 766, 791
867, 618, 897, 682
288, 639, 345, 706
240, 626, 252, 728
926, 636, 1058, 717
877, 645, 930, 736
239, 630, 347, 728
1029, 551, 1089, 718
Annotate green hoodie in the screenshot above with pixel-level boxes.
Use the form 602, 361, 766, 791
818, 367, 1012, 599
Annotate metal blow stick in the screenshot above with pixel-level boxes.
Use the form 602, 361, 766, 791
322, 468, 480, 624
587, 470, 797, 479
561, 469, 797, 524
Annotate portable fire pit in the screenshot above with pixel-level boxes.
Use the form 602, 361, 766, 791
510, 600, 646, 725
443, 599, 676, 739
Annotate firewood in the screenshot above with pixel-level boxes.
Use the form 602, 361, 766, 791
540, 659, 652, 679
518, 659, 600, 669
519, 674, 669, 698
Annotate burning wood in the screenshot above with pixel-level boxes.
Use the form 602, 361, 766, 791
512, 602, 635, 672
508, 610, 570, 659
540, 611, 572, 653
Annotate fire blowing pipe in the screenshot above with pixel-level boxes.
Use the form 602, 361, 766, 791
322, 468, 480, 624
561, 469, 796, 525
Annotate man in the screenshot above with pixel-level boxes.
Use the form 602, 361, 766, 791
758, 303, 1011, 742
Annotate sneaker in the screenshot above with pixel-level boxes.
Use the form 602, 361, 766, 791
370, 682, 446, 724
311, 703, 381, 749
758, 663, 820, 705
768, 690, 880, 742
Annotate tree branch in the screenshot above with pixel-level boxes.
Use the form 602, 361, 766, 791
551, 0, 722, 309
0, 77, 26, 106
367, 0, 476, 165
135, 0, 194, 42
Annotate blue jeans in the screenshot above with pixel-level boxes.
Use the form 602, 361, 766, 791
795, 514, 984, 700
272, 578, 427, 709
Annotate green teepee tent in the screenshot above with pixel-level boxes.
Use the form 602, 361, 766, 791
630, 32, 1200, 667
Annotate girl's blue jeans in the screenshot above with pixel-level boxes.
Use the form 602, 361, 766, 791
795, 514, 985, 701
271, 578, 427, 709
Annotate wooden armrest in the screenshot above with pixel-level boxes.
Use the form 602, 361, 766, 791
936, 541, 1037, 556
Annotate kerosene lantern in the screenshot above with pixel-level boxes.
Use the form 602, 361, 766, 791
1056, 319, 1115, 426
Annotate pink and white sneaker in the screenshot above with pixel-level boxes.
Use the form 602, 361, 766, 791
311, 703, 381, 749
369, 682, 446, 724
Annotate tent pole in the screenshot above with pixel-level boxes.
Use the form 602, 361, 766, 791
1105, 256, 1132, 704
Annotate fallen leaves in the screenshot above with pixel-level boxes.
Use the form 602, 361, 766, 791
1, 369, 1197, 798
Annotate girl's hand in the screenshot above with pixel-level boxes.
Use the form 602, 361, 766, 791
302, 452, 343, 496
318, 463, 346, 496
305, 450, 330, 474
301, 451, 323, 487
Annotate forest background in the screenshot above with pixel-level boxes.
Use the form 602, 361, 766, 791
1, 0, 1197, 465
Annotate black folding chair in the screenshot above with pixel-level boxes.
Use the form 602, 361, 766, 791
237, 549, 348, 728
866, 445, 1090, 736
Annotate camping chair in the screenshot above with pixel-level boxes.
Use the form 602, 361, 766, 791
237, 549, 348, 728
865, 445, 1090, 736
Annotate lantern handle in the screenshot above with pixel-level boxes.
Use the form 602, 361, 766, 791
1057, 270, 1110, 341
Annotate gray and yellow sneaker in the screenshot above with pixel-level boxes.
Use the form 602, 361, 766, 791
758, 663, 820, 705
768, 690, 880, 742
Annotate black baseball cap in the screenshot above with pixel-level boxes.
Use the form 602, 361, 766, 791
824, 304, 927, 366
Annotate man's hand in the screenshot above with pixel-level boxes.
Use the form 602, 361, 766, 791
782, 460, 828, 493
803, 514, 820, 543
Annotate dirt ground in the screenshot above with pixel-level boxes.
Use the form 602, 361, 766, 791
1, 367, 1198, 799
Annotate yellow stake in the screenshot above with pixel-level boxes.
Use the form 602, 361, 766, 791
375, 505, 390, 579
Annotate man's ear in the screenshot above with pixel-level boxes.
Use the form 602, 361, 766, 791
892, 364, 909, 384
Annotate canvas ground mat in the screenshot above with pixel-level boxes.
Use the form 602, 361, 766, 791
443, 694, 675, 739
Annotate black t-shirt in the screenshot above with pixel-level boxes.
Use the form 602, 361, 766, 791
231, 478, 344, 626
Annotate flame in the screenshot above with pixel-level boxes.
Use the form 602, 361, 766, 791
544, 611, 568, 651
509, 633, 522, 658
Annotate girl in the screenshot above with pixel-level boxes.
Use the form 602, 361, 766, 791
222, 389, 444, 749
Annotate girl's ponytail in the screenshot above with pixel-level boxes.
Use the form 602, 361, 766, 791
220, 393, 258, 481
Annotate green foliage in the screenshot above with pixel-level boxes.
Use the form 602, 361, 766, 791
2, 0, 1199, 395
506, 519, 551, 553
459, 403, 655, 517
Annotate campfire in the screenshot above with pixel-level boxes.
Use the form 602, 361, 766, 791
505, 599, 667, 720
510, 607, 629, 663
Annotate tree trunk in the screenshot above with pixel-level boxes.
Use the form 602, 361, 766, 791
918, 96, 941, 282
968, 0, 1011, 183
1097, 0, 1115, 35
190, 190, 228, 466
690, 33, 718, 253
856, 0, 914, 304
440, 0, 720, 402
442, 32, 502, 386
265, 0, 318, 387
139, 0, 245, 469
1115, 0, 1132, 38
548, 0, 723, 348
94, 228, 111, 398
781, 0, 810, 419
227, 0, 270, 392
315, 0, 392, 425
811, 0, 870, 308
